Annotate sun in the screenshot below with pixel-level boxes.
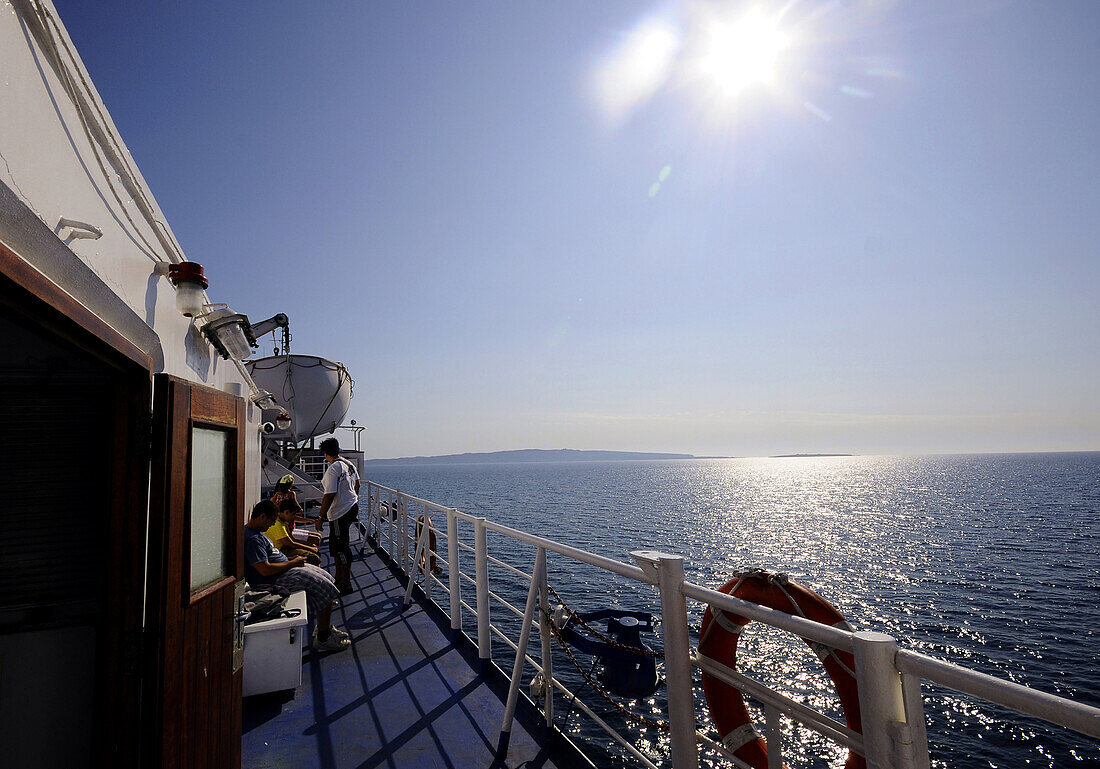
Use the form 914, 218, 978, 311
698, 8, 790, 97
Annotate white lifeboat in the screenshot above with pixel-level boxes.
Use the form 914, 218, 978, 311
246, 354, 353, 442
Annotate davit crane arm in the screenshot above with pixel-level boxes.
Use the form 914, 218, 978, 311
249, 313, 289, 339
249, 313, 292, 356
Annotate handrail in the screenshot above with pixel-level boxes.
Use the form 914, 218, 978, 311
364, 481, 1100, 768
694, 653, 864, 752
896, 648, 1100, 739
682, 582, 855, 652
485, 552, 532, 581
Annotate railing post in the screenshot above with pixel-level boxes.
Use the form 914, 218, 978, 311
366, 485, 377, 539
538, 555, 554, 726
497, 546, 546, 757
447, 508, 461, 633
474, 516, 491, 664
404, 513, 429, 606
391, 493, 399, 563
764, 704, 782, 769
900, 673, 931, 769
385, 491, 392, 557
399, 494, 409, 574
852, 631, 908, 769
632, 550, 698, 769
422, 512, 433, 602
385, 492, 393, 558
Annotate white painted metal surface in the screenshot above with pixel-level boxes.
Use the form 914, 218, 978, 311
1, 0, 270, 501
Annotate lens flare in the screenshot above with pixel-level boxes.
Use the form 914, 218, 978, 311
593, 18, 681, 122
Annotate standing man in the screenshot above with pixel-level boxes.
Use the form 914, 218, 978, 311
316, 437, 360, 595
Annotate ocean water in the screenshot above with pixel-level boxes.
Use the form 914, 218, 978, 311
364, 452, 1100, 768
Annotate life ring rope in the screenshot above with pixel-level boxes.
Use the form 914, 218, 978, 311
712, 567, 858, 678
809, 621, 856, 673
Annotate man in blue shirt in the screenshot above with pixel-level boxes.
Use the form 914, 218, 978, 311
245, 500, 351, 652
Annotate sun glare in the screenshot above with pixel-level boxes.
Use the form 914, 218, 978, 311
594, 18, 680, 123
592, 5, 802, 123
699, 8, 790, 97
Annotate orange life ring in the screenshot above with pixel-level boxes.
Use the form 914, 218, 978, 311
699, 569, 864, 769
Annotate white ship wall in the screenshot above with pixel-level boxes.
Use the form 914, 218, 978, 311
0, 0, 262, 501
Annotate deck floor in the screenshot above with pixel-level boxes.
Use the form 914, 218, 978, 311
242, 544, 557, 769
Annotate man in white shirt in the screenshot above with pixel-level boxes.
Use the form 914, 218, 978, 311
316, 437, 360, 595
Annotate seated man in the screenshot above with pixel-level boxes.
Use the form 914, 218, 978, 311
244, 499, 350, 652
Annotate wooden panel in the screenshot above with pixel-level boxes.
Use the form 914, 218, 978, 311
192, 386, 240, 426
179, 603, 193, 769
230, 667, 243, 769
207, 593, 220, 769
162, 378, 190, 769
201, 595, 214, 768
213, 590, 233, 769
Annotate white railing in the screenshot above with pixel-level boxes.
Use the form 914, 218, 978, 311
295, 452, 328, 481
363, 482, 1100, 769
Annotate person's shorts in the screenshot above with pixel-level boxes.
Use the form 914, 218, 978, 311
328, 504, 359, 553
276, 563, 340, 615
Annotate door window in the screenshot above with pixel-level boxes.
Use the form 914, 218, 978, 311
189, 426, 231, 593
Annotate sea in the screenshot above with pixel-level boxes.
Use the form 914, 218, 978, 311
363, 452, 1099, 769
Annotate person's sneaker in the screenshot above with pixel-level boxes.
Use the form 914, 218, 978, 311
431, 565, 443, 576
312, 631, 351, 652
329, 626, 351, 642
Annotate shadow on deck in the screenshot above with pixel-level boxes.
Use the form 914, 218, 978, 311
242, 545, 559, 769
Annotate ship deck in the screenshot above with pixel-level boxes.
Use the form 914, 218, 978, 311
242, 540, 559, 769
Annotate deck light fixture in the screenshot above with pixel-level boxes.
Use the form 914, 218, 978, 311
154, 261, 280, 408
201, 307, 257, 361
165, 262, 209, 317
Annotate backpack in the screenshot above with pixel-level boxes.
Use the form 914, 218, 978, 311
242, 584, 300, 624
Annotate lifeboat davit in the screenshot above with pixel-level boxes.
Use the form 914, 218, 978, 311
246, 354, 353, 442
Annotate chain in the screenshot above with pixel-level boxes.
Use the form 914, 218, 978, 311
546, 607, 673, 732
546, 583, 664, 659
544, 585, 734, 754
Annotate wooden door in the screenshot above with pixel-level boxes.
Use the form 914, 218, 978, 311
146, 374, 246, 769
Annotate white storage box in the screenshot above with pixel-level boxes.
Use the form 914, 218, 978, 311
243, 590, 309, 697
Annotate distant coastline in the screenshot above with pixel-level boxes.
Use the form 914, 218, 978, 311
360, 449, 881, 467
771, 453, 854, 458
361, 448, 702, 467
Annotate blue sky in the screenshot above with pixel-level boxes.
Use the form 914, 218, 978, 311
55, 1, 1099, 458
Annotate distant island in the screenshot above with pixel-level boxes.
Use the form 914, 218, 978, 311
771, 453, 853, 458
361, 448, 699, 466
